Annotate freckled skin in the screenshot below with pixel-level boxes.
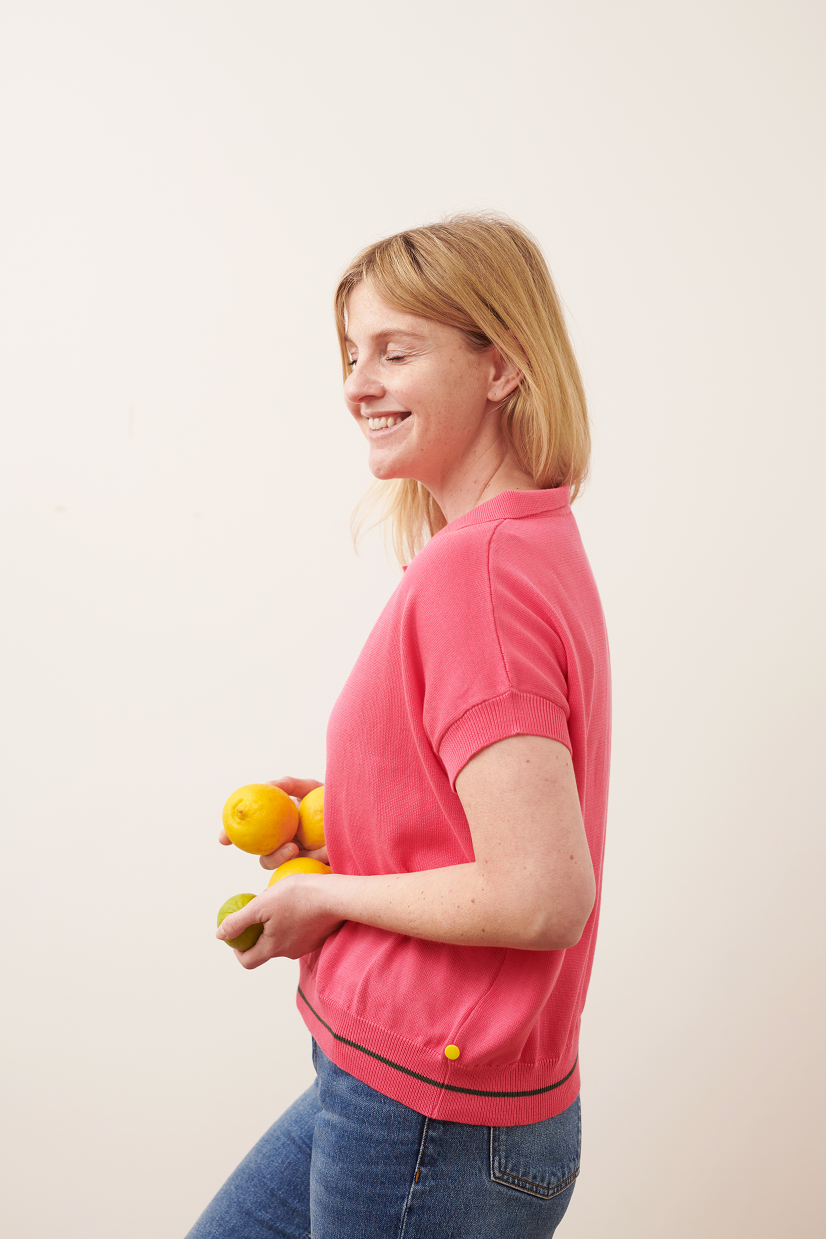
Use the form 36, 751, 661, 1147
343, 281, 533, 523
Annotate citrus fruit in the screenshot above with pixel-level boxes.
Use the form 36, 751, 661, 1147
267, 857, 332, 886
217, 893, 264, 951
222, 784, 299, 855
297, 785, 325, 850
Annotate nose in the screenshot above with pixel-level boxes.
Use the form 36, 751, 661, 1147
343, 358, 385, 406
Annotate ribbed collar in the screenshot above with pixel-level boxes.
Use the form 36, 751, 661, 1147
439, 485, 571, 535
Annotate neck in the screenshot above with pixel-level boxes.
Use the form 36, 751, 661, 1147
434, 451, 536, 524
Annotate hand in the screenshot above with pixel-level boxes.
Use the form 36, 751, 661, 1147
217, 775, 329, 868
215, 871, 344, 968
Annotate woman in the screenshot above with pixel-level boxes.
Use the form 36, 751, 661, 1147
190, 214, 610, 1238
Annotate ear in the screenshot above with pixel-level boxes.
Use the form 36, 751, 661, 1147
487, 346, 523, 403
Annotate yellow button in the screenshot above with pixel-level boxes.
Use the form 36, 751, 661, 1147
444, 1044, 461, 1060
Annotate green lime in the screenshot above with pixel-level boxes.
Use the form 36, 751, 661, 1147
217, 893, 264, 952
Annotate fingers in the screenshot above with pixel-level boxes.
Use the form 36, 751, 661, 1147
216, 895, 262, 942
259, 841, 328, 870
233, 935, 274, 969
267, 776, 323, 800
259, 839, 300, 871
232, 923, 277, 969
303, 844, 329, 865
234, 944, 265, 969
217, 777, 324, 963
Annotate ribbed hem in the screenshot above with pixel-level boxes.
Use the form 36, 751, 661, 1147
296, 972, 580, 1127
438, 691, 571, 789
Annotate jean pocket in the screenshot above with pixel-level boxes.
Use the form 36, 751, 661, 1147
490, 1095, 581, 1200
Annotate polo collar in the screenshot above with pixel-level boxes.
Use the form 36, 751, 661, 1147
441, 486, 571, 535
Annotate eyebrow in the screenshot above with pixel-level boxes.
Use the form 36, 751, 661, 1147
343, 328, 427, 346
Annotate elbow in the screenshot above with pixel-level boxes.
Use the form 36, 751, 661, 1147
543, 912, 590, 951
531, 881, 596, 952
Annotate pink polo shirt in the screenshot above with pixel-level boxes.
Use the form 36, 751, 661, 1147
298, 486, 611, 1125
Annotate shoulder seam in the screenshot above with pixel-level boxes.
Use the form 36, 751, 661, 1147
487, 521, 512, 689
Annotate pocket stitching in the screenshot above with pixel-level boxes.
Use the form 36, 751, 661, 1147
490, 1124, 581, 1201
491, 1163, 580, 1200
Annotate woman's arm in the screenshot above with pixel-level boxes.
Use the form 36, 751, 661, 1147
217, 735, 596, 969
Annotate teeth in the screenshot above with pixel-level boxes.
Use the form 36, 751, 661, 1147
367, 414, 408, 430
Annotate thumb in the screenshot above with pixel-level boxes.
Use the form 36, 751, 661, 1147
217, 895, 263, 941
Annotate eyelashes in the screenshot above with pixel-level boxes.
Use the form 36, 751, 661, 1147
347, 355, 406, 368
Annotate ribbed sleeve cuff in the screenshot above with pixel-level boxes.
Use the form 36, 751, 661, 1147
438, 691, 571, 788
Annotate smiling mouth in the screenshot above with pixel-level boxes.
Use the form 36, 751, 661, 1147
365, 412, 412, 433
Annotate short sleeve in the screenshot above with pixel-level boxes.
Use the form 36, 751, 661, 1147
403, 521, 572, 789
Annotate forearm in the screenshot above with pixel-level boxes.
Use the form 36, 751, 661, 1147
218, 740, 595, 967
315, 861, 586, 951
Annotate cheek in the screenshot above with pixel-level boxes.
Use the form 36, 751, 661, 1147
439, 358, 489, 406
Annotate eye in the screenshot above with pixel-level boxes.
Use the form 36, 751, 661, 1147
385, 354, 405, 363
347, 358, 357, 367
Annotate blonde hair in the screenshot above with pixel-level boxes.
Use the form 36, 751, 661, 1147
335, 212, 590, 566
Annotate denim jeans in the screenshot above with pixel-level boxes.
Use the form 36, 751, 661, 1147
186, 1041, 580, 1239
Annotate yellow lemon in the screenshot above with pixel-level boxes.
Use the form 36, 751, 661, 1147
217, 893, 264, 952
268, 857, 331, 886
297, 785, 325, 850
222, 784, 299, 855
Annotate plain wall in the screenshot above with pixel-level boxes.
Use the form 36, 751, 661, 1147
1, 2, 823, 1235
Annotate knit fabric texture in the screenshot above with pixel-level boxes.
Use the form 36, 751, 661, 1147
298, 486, 611, 1125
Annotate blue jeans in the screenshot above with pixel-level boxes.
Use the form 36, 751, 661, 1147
186, 1041, 580, 1238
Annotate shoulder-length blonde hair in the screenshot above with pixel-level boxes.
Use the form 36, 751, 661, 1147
335, 212, 590, 567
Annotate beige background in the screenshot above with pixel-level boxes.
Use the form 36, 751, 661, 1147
1, 2, 824, 1235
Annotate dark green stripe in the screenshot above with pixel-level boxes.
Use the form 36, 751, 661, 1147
297, 986, 578, 1099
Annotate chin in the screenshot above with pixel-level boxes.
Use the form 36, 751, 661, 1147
367, 451, 407, 482
369, 463, 404, 482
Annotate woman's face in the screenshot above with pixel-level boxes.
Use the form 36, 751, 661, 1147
343, 281, 520, 502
